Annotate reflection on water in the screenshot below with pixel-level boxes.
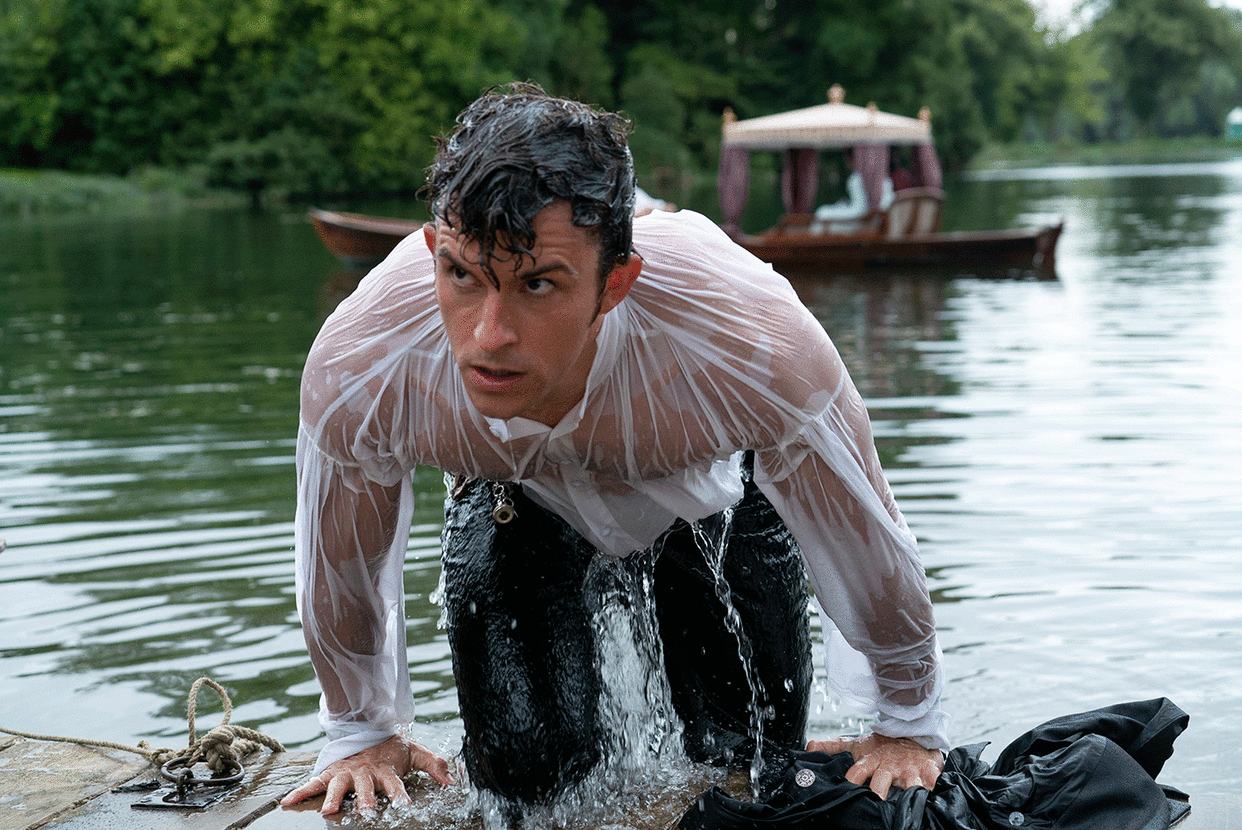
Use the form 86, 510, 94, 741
1, 161, 1240, 822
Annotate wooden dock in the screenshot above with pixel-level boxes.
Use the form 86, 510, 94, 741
2, 735, 1238, 829
0, 735, 331, 830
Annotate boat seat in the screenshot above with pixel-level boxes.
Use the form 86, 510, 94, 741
883, 188, 944, 238
774, 213, 817, 234
807, 211, 884, 236
773, 210, 883, 237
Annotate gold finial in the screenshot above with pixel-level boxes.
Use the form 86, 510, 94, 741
828, 84, 844, 104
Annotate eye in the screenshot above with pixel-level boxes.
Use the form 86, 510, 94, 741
443, 262, 474, 287
524, 276, 555, 295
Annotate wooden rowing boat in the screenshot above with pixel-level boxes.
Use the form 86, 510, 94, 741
308, 203, 1061, 274
308, 207, 421, 267
737, 225, 1063, 271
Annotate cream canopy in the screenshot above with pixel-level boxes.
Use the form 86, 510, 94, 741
716, 85, 941, 234
721, 84, 932, 150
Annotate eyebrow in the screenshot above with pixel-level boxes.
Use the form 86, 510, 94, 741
434, 244, 570, 283
434, 245, 470, 272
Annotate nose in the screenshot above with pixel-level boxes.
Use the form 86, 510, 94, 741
474, 290, 518, 352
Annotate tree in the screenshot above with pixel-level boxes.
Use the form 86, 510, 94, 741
0, 0, 518, 195
13, 0, 1230, 197
1088, 0, 1242, 135
951, 0, 1067, 143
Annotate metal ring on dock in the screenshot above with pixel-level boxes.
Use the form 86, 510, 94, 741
159, 756, 245, 788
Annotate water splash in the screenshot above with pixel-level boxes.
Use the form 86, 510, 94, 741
457, 550, 720, 829
587, 551, 683, 779
688, 508, 772, 795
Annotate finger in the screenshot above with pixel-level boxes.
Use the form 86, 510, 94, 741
411, 743, 455, 786
321, 775, 352, 815
869, 767, 895, 800
845, 756, 877, 788
376, 767, 412, 807
351, 771, 380, 813
280, 776, 327, 807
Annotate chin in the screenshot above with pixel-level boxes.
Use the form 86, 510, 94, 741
467, 394, 525, 422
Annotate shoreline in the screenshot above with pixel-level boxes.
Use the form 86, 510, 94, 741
7, 138, 1242, 220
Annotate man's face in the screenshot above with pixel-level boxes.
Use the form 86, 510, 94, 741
427, 201, 639, 426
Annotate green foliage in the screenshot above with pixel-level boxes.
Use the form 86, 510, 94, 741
0, 0, 64, 163
547, 4, 615, 107
620, 42, 737, 173
4, 0, 1241, 197
952, 0, 1056, 142
1088, 0, 1242, 137
0, 0, 516, 195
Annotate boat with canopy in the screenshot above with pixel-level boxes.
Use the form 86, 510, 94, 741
718, 85, 1062, 273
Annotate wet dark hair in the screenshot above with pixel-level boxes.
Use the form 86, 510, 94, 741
422, 82, 636, 285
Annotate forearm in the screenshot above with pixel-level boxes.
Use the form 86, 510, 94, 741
754, 428, 947, 750
295, 428, 418, 764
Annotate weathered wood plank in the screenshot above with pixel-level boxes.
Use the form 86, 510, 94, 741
0, 738, 314, 830
0, 737, 149, 830
43, 751, 313, 830
1178, 793, 1242, 830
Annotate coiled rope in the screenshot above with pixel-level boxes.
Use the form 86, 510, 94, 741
0, 676, 284, 776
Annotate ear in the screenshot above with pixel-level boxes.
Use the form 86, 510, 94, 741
598, 253, 643, 317
422, 222, 437, 253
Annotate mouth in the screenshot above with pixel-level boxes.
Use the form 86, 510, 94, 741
467, 364, 525, 389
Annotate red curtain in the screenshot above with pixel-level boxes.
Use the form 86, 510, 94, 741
780, 148, 819, 214
913, 142, 943, 190
717, 146, 751, 236
855, 144, 890, 211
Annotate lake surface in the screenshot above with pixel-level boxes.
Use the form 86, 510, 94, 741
1, 160, 1240, 819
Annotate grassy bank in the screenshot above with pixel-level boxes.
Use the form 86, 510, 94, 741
0, 167, 244, 219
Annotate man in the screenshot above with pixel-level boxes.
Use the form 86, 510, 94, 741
282, 83, 947, 819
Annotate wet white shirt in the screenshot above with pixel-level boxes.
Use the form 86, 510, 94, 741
295, 209, 948, 773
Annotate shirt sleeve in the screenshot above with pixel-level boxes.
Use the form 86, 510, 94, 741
293, 234, 438, 774
295, 424, 418, 774
749, 327, 948, 750
753, 416, 949, 750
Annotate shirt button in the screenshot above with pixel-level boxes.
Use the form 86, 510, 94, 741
1009, 812, 1025, 826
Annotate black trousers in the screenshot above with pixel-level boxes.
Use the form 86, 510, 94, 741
440, 460, 813, 810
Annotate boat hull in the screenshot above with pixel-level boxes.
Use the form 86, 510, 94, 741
734, 222, 1062, 273
308, 207, 1062, 277
308, 208, 421, 267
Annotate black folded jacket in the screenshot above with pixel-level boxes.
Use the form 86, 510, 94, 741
679, 698, 1191, 830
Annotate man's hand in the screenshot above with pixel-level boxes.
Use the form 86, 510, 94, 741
806, 733, 943, 799
280, 735, 454, 815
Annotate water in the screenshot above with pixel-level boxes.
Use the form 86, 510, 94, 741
1, 159, 1240, 820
